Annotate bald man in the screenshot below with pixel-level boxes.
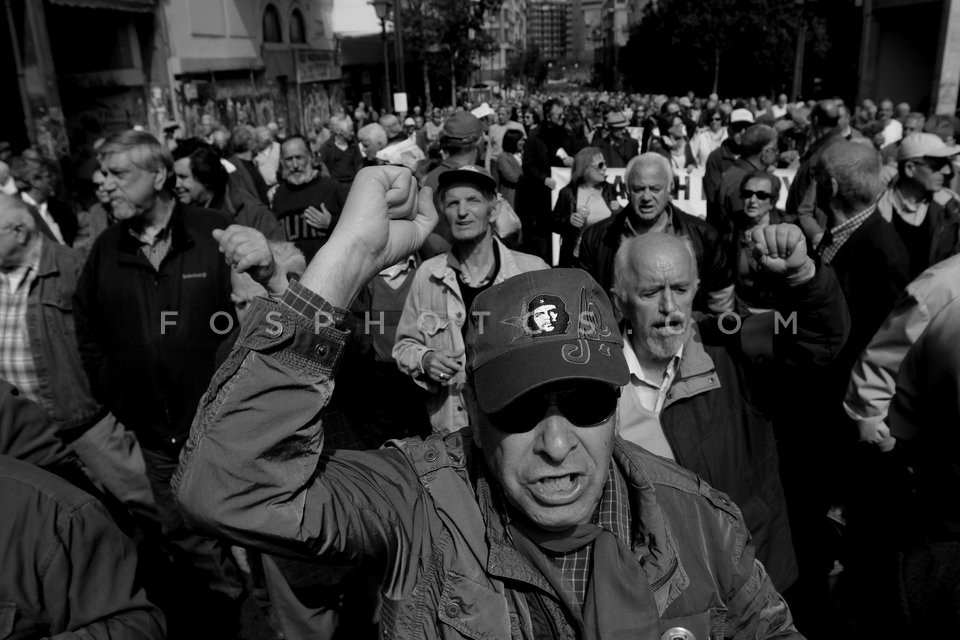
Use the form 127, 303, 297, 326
785, 99, 861, 245
357, 123, 388, 166
610, 227, 849, 595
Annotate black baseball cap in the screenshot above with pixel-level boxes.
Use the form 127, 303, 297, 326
465, 269, 629, 413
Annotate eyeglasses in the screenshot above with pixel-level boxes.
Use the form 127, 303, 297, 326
710, 116, 724, 122
740, 190, 773, 201
590, 161, 606, 170
488, 385, 620, 433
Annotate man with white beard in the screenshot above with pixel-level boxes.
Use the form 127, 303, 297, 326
271, 135, 345, 261
608, 227, 850, 596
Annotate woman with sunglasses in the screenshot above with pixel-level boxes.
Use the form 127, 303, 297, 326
521, 109, 540, 136
690, 108, 728, 168
551, 146, 620, 267
728, 170, 784, 313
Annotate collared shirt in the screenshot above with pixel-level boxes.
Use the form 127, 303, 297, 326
548, 462, 632, 608
617, 335, 681, 460
0, 241, 43, 406
623, 210, 673, 239
817, 204, 877, 265
129, 221, 173, 271
21, 192, 65, 244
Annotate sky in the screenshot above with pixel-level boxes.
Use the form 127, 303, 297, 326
332, 0, 382, 36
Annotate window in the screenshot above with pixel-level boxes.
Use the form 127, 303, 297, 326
290, 8, 306, 43
263, 4, 282, 43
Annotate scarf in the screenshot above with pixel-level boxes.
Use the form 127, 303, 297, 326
509, 518, 661, 640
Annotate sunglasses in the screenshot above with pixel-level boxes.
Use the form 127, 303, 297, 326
740, 190, 773, 201
591, 161, 606, 170
915, 158, 952, 171
488, 385, 620, 433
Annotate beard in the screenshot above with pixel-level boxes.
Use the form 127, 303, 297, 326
643, 331, 687, 359
110, 196, 138, 220
641, 313, 690, 359
286, 168, 317, 186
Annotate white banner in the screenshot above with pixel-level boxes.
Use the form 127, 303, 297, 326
550, 167, 796, 218
549, 166, 796, 265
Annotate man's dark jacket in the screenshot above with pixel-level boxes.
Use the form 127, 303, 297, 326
703, 139, 739, 210
520, 121, 576, 232
596, 133, 640, 168
654, 263, 850, 591
73, 204, 234, 454
827, 212, 911, 388
577, 204, 733, 312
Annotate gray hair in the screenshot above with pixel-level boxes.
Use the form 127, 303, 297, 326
98, 130, 173, 176
739, 124, 778, 157
821, 141, 884, 210
624, 152, 674, 192
611, 233, 698, 300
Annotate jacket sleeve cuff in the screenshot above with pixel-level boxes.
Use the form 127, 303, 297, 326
235, 281, 350, 377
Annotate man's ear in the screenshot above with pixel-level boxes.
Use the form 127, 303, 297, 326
487, 197, 500, 223
903, 161, 916, 179
830, 177, 839, 199
153, 165, 169, 192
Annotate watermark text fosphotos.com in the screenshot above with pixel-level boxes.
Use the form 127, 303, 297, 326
159, 310, 800, 337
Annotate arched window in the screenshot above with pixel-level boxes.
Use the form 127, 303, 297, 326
290, 8, 306, 44
263, 4, 282, 43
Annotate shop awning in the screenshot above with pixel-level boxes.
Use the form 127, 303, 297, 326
48, 0, 154, 13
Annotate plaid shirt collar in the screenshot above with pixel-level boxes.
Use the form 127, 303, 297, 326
0, 239, 42, 293
818, 204, 877, 264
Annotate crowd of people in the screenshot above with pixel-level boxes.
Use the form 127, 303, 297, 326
0, 84, 958, 640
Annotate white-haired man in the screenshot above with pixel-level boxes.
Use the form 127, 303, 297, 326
611, 228, 849, 596
579, 152, 735, 314
319, 115, 363, 189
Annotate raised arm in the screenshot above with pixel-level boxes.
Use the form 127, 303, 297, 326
174, 167, 439, 561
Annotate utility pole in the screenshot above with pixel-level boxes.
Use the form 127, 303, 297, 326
393, 0, 406, 96
791, 0, 806, 100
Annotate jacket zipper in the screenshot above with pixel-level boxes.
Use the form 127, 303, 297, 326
650, 556, 679, 591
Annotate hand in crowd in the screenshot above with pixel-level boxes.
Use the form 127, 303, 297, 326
571, 207, 588, 229
858, 419, 897, 453
308, 165, 437, 307
213, 225, 286, 295
544, 178, 557, 189
304, 204, 333, 230
750, 223, 810, 276
424, 349, 463, 386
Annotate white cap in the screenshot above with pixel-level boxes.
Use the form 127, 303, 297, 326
730, 108, 755, 124
471, 102, 495, 119
898, 132, 960, 161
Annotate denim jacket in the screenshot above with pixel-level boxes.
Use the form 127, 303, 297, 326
27, 239, 104, 437
175, 288, 801, 640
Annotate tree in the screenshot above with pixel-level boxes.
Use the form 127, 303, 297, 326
506, 43, 549, 90
621, 0, 831, 98
401, 0, 504, 107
